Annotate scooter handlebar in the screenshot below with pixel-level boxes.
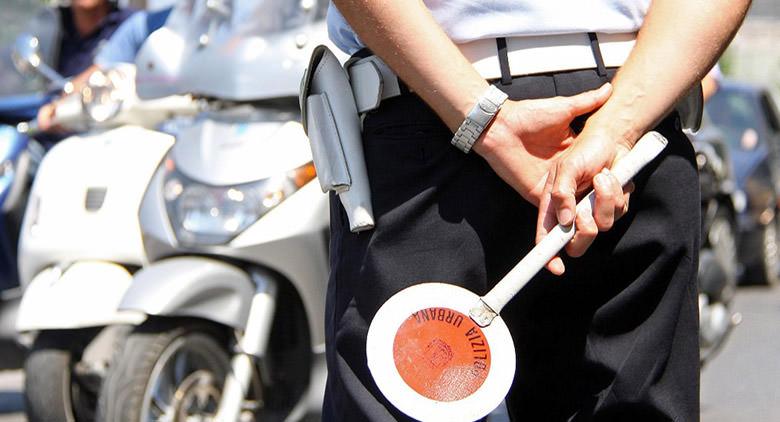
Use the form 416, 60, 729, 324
16, 119, 39, 135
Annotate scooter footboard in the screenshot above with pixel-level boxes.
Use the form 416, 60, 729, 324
16, 261, 144, 332
119, 257, 255, 331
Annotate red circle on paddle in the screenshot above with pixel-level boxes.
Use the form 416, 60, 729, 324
392, 307, 492, 402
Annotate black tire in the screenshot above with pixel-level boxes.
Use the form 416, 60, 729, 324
97, 319, 231, 422
751, 217, 780, 286
24, 330, 98, 422
699, 210, 739, 365
708, 211, 739, 301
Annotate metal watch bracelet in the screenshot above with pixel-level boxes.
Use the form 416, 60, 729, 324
451, 85, 509, 153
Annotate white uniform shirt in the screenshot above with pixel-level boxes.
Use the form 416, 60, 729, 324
328, 0, 651, 54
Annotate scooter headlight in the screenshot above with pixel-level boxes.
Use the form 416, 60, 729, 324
163, 159, 316, 245
81, 68, 131, 123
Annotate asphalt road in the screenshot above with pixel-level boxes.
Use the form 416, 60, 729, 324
1, 286, 779, 422
700, 286, 780, 422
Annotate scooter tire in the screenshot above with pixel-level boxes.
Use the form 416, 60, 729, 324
97, 318, 230, 422
24, 331, 97, 422
751, 217, 780, 286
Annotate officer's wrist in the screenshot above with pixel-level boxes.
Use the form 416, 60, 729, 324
584, 108, 642, 149
471, 106, 508, 157
450, 85, 509, 153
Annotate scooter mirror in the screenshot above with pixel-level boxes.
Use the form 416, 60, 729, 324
11, 35, 39, 75
11, 34, 68, 90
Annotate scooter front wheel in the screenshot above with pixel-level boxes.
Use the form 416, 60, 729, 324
97, 319, 232, 422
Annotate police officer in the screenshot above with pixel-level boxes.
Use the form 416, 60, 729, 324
324, 0, 751, 420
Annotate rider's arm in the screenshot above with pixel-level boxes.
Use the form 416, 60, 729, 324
94, 11, 149, 68
95, 7, 173, 69
36, 63, 97, 132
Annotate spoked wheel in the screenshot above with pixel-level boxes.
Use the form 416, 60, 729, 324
98, 320, 232, 422
143, 336, 228, 421
169, 370, 222, 421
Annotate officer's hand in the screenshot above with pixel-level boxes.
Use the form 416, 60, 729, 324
535, 124, 634, 275
472, 83, 612, 206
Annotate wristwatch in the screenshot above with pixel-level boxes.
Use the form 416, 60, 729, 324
451, 85, 509, 153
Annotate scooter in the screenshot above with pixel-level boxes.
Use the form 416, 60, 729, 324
691, 122, 743, 365
0, 30, 68, 371
0, 94, 46, 371
97, 1, 334, 420
11, 33, 199, 421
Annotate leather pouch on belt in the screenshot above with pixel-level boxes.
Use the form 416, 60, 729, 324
300, 45, 375, 232
676, 83, 704, 131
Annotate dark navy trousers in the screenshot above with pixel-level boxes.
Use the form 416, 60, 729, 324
323, 68, 700, 422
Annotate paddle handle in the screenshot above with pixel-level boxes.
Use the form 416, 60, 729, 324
479, 131, 668, 316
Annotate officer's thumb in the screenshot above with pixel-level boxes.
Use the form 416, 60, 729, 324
567, 83, 612, 117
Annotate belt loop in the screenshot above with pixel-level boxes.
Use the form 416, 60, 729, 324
496, 37, 513, 85
587, 32, 608, 80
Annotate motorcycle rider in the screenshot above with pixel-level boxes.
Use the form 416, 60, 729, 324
36, 5, 173, 132
53, 0, 134, 80
35, 0, 152, 133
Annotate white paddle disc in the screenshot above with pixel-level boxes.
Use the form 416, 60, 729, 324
367, 283, 516, 422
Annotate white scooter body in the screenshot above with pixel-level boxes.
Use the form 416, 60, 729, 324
15, 126, 174, 332
10, 26, 200, 420
96, 2, 338, 419
15, 62, 197, 334
113, 109, 330, 421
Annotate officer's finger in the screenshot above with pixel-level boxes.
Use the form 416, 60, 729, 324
537, 173, 568, 276
536, 172, 557, 242
550, 160, 579, 227
625, 181, 635, 195
566, 207, 598, 257
545, 256, 566, 275
565, 83, 612, 118
593, 168, 621, 231
615, 182, 634, 219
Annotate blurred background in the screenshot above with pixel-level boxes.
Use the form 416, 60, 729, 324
0, 1, 778, 422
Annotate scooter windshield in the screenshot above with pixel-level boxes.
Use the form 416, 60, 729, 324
147, 0, 330, 101
164, 0, 327, 43
230, 0, 326, 36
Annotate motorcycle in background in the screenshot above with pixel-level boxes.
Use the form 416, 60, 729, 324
0, 93, 47, 371
10, 33, 199, 421
98, 1, 335, 420
691, 120, 743, 365
0, 32, 68, 371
